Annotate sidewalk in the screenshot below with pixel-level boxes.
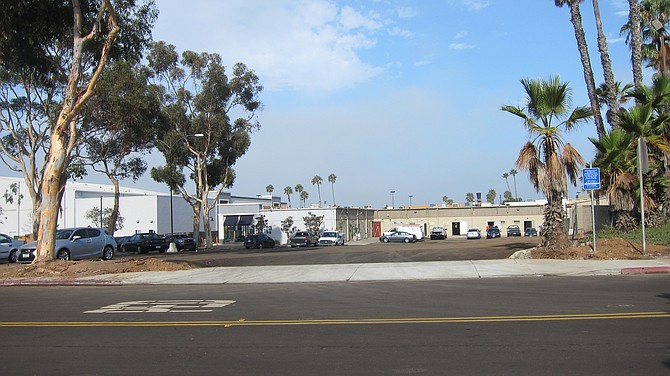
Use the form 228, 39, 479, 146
68, 257, 670, 285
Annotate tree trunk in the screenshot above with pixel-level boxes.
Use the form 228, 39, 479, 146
593, 0, 619, 127
109, 176, 120, 235
35, 120, 71, 262
569, 2, 606, 139
540, 197, 570, 251
629, 0, 644, 93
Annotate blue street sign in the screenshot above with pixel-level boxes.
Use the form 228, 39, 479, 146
583, 167, 601, 190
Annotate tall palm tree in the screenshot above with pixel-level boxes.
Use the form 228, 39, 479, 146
283, 186, 293, 208
300, 190, 309, 207
630, 0, 644, 90
442, 195, 449, 206
294, 184, 304, 207
554, 0, 606, 139
502, 172, 511, 193
328, 173, 337, 206
509, 169, 519, 199
265, 184, 274, 195
592, 0, 620, 126
311, 175, 323, 206
502, 76, 591, 249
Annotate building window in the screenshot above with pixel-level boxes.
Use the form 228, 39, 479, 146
219, 199, 229, 204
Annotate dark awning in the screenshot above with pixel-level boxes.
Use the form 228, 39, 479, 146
237, 215, 254, 226
223, 215, 239, 227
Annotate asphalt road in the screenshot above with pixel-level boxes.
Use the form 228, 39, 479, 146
1, 275, 668, 375
114, 236, 541, 267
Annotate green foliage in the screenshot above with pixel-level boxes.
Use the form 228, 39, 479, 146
85, 206, 124, 231
303, 213, 324, 236
280, 216, 296, 243
254, 216, 269, 234
486, 189, 496, 204
596, 222, 670, 246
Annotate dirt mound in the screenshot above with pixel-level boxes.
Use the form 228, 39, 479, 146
531, 237, 670, 260
0, 258, 194, 279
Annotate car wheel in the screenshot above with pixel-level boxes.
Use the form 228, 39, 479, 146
56, 249, 70, 261
8, 249, 18, 263
137, 246, 145, 255
404, 237, 411, 243
382, 237, 389, 243
259, 243, 264, 249
102, 245, 114, 260
120, 245, 127, 252
158, 248, 166, 254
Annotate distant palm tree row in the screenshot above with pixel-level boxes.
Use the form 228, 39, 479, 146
265, 173, 337, 208
500, 1, 670, 250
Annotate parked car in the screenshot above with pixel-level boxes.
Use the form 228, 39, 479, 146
290, 231, 318, 247
383, 225, 424, 240
486, 227, 501, 239
430, 226, 447, 240
18, 227, 115, 263
114, 236, 130, 249
524, 227, 538, 237
244, 233, 275, 249
466, 229, 481, 240
506, 225, 521, 237
121, 232, 169, 254
166, 234, 197, 251
379, 231, 417, 243
319, 231, 345, 246
0, 233, 24, 263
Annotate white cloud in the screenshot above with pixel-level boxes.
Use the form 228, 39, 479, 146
462, 0, 491, 11
388, 27, 414, 37
449, 43, 475, 50
153, 0, 389, 92
455, 30, 469, 39
396, 6, 419, 19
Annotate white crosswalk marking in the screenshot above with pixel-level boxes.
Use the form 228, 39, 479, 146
84, 300, 236, 314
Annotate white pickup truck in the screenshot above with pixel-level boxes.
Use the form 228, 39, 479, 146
430, 226, 447, 240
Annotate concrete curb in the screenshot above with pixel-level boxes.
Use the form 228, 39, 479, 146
620, 266, 670, 275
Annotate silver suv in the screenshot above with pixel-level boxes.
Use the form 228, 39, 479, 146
18, 227, 116, 263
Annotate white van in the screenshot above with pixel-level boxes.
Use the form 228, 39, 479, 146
383, 225, 424, 240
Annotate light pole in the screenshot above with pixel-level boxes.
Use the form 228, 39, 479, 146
390, 190, 396, 209
409, 195, 413, 207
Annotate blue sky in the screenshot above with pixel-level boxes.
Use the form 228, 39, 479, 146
141, 0, 637, 208
6, 0, 640, 208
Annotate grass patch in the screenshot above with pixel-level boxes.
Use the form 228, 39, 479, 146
596, 222, 670, 246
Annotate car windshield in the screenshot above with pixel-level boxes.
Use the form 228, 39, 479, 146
322, 232, 337, 237
55, 229, 74, 240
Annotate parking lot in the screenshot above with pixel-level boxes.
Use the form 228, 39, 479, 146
112, 236, 541, 267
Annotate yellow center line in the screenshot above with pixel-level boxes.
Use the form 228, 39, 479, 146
1, 312, 668, 327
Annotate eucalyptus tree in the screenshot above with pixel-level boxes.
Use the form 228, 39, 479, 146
74, 60, 164, 235
311, 175, 323, 206
148, 42, 263, 248
283, 186, 293, 208
328, 173, 337, 206
502, 76, 591, 250
0, 0, 155, 261
554, 0, 606, 138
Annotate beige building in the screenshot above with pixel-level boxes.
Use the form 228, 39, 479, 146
372, 202, 545, 237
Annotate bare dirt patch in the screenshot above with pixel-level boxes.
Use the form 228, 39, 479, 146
531, 237, 670, 260
0, 257, 195, 280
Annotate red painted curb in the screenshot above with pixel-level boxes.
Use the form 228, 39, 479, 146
621, 266, 670, 275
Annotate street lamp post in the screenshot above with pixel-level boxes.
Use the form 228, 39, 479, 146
390, 190, 396, 209
409, 195, 413, 207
